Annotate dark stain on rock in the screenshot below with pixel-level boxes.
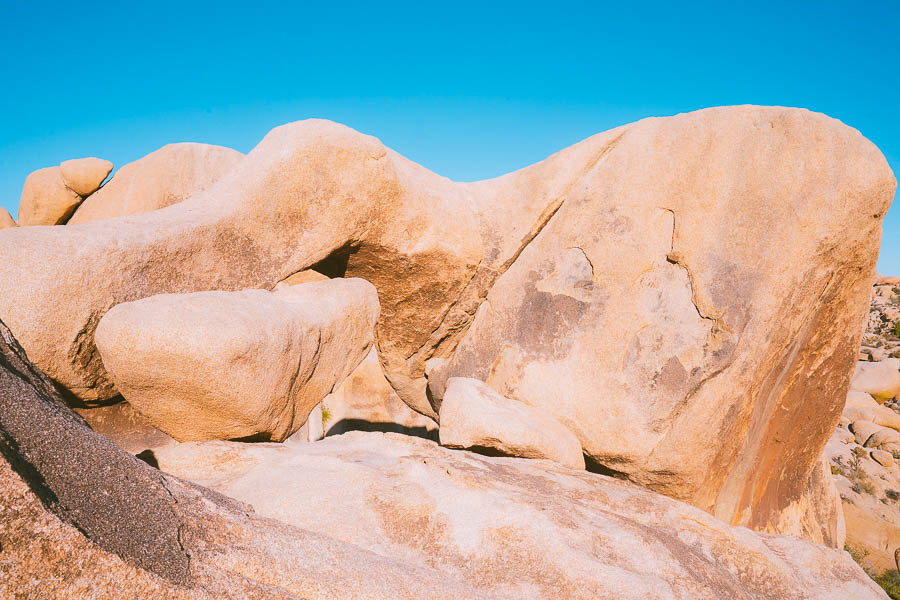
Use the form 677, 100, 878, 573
513, 279, 590, 358
655, 356, 688, 395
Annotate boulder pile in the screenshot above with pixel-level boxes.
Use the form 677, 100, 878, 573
826, 278, 900, 572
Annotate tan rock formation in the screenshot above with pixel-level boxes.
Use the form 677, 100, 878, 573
67, 143, 242, 224
441, 107, 895, 545
59, 157, 113, 197
95, 279, 379, 441
17, 166, 83, 225
151, 431, 887, 600
0, 107, 893, 547
0, 207, 15, 229
439, 377, 585, 469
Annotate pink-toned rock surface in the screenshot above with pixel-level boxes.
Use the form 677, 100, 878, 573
152, 431, 888, 600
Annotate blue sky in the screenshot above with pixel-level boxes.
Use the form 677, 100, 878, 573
1, 1, 897, 273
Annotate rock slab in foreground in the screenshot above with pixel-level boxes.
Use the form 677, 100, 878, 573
439, 376, 585, 469
0, 317, 487, 599
95, 278, 379, 442
153, 431, 887, 600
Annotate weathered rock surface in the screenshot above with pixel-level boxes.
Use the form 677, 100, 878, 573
851, 359, 900, 402
0, 107, 893, 547
67, 143, 242, 224
59, 157, 113, 197
439, 377, 585, 469
0, 207, 16, 229
323, 347, 437, 438
95, 278, 379, 442
17, 166, 83, 225
441, 107, 895, 545
152, 431, 886, 600
0, 317, 489, 600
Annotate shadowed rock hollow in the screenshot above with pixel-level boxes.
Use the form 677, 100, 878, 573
0, 106, 894, 551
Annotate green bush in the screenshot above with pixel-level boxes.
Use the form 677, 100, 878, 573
893, 321, 900, 337
831, 464, 844, 476
846, 544, 900, 599
872, 570, 900, 599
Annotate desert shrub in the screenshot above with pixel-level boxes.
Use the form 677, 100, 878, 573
872, 569, 900, 600
846, 543, 869, 564
851, 464, 877, 495
847, 544, 900, 599
893, 322, 900, 337
886, 489, 900, 501
831, 464, 844, 476
321, 406, 332, 427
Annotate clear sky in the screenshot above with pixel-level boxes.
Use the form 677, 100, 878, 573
1, 1, 897, 273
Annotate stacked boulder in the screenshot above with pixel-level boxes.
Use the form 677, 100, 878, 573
68, 143, 243, 224
17, 157, 112, 225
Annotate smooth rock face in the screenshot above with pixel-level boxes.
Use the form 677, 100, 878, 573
0, 108, 893, 548
439, 377, 585, 469
0, 208, 16, 229
67, 143, 242, 224
17, 166, 83, 225
59, 157, 113, 197
95, 279, 379, 441
850, 359, 900, 402
0, 318, 484, 600
442, 107, 895, 544
323, 347, 437, 438
151, 431, 886, 600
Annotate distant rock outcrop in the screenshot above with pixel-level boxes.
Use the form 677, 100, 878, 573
67, 143, 242, 224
